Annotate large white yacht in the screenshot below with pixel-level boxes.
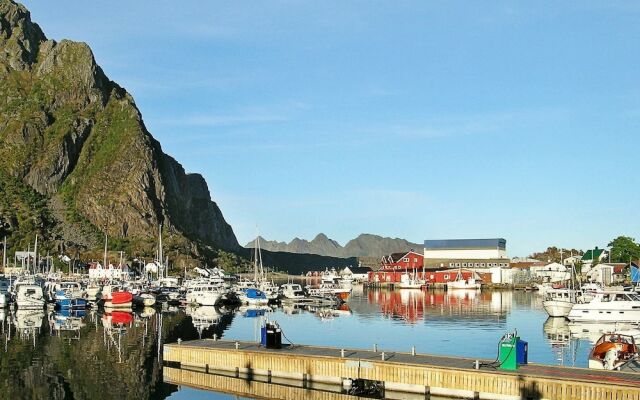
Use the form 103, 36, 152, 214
186, 283, 224, 306
567, 291, 640, 323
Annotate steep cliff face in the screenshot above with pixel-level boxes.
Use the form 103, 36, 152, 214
0, 0, 239, 252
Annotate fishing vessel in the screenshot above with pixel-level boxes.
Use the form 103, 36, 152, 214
396, 272, 424, 289
588, 331, 640, 370
568, 291, 640, 322
446, 269, 481, 290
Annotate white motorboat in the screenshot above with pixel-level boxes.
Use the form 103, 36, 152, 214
15, 283, 45, 309
237, 288, 269, 306
186, 283, 224, 306
447, 269, 481, 290
280, 283, 306, 300
306, 283, 350, 300
542, 288, 579, 318
568, 291, 640, 323
133, 293, 156, 307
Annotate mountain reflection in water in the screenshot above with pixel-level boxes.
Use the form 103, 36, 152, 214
0, 289, 601, 399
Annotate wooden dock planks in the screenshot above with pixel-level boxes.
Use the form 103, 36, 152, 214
164, 339, 640, 400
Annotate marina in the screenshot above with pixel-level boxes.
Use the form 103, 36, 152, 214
0, 282, 640, 399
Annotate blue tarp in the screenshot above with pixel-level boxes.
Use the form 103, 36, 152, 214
631, 263, 640, 283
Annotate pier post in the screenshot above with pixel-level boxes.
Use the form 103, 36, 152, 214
412, 346, 416, 356
381, 352, 385, 361
235, 341, 239, 350
341, 349, 345, 358
373, 344, 378, 352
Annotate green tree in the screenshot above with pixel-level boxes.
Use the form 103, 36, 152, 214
608, 236, 640, 263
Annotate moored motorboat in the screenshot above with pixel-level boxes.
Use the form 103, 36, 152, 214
101, 285, 133, 308
186, 283, 224, 306
133, 293, 156, 307
238, 288, 269, 305
567, 291, 640, 323
15, 283, 45, 309
588, 332, 640, 370
447, 269, 481, 290
542, 288, 579, 318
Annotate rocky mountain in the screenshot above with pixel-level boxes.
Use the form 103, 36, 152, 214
0, 1, 239, 256
246, 233, 423, 258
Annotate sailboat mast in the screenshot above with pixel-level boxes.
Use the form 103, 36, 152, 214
2, 236, 5, 271
34, 234, 38, 274
159, 223, 163, 278
103, 232, 108, 268
254, 235, 259, 282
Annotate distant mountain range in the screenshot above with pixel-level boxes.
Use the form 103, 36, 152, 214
245, 233, 423, 258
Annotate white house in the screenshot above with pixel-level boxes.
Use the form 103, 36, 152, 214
562, 255, 582, 267
340, 266, 371, 282
533, 262, 570, 283
88, 262, 131, 280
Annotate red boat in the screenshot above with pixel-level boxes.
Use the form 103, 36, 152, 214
102, 285, 133, 308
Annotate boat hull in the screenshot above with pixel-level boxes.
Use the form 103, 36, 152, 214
543, 300, 574, 318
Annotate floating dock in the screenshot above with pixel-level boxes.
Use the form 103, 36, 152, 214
164, 339, 640, 400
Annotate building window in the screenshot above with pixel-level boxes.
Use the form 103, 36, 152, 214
481, 263, 485, 267
444, 275, 449, 279
456, 263, 460, 267
403, 257, 409, 262
414, 258, 418, 262
475, 263, 479, 268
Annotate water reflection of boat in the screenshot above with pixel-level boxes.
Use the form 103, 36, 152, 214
543, 317, 571, 345
238, 305, 273, 318
14, 309, 44, 341
186, 305, 223, 337
49, 311, 85, 338
569, 321, 639, 344
102, 310, 133, 331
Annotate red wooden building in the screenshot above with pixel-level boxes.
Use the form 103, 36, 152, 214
380, 250, 424, 271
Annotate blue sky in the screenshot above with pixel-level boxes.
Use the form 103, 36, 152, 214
22, 1, 640, 256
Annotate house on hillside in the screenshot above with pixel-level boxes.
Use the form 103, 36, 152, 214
563, 255, 582, 267
532, 262, 570, 283
585, 263, 626, 285
581, 247, 609, 272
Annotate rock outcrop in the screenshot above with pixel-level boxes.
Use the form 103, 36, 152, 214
0, 0, 239, 253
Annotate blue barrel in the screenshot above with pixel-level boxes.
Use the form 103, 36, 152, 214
516, 339, 528, 365
260, 324, 267, 346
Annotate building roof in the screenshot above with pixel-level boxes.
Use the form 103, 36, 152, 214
582, 248, 605, 261
424, 238, 506, 250
346, 266, 372, 274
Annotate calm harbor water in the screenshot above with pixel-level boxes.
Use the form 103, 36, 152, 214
0, 286, 606, 399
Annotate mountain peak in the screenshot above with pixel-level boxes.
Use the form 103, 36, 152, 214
0, 0, 46, 71
246, 233, 422, 258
